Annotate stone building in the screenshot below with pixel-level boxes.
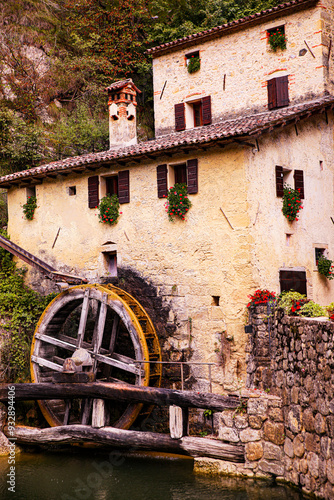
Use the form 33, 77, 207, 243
0, 0, 334, 390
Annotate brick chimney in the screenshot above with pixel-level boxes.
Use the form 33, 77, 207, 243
106, 79, 141, 149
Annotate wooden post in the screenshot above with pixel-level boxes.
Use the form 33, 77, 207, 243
169, 405, 184, 439
77, 288, 90, 348
92, 399, 106, 428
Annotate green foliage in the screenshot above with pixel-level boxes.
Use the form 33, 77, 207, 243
317, 256, 334, 280
0, 231, 56, 382
0, 191, 8, 227
98, 194, 121, 225
268, 28, 286, 52
282, 185, 303, 222
299, 301, 326, 318
204, 409, 213, 418
278, 291, 307, 315
164, 183, 192, 221
187, 55, 200, 74
22, 196, 37, 220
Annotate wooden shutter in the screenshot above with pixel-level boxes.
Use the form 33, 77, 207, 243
294, 169, 304, 199
202, 96, 212, 125
118, 170, 130, 204
187, 159, 198, 194
175, 103, 185, 131
280, 270, 307, 295
267, 79, 277, 110
157, 164, 168, 198
88, 175, 99, 208
276, 75, 289, 108
275, 165, 284, 197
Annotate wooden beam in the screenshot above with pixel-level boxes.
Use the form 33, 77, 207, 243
77, 288, 90, 348
0, 382, 242, 411
5, 424, 245, 462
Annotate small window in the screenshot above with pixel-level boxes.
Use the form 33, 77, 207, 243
280, 270, 307, 295
315, 248, 326, 266
212, 296, 220, 306
26, 186, 36, 200
156, 159, 198, 198
175, 96, 211, 131
106, 177, 118, 197
267, 25, 286, 51
267, 76, 289, 110
68, 186, 76, 196
186, 51, 200, 73
275, 166, 293, 197
174, 164, 187, 185
102, 252, 117, 278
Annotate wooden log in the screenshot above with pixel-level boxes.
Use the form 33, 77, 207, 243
0, 383, 243, 412
92, 399, 106, 428
5, 425, 245, 462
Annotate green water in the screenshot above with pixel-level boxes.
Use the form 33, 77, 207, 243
0, 451, 306, 500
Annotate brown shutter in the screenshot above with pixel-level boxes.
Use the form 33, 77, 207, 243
294, 169, 304, 199
267, 78, 277, 110
118, 170, 130, 204
201, 96, 212, 125
88, 175, 99, 208
280, 270, 307, 295
157, 164, 168, 198
187, 159, 198, 194
275, 165, 284, 197
276, 75, 289, 107
174, 103, 185, 131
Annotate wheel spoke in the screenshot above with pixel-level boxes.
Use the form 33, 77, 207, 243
77, 288, 90, 348
92, 293, 108, 372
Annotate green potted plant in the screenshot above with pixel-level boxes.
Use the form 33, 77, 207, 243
317, 255, 334, 280
268, 28, 287, 52
187, 55, 200, 74
98, 194, 122, 225
22, 196, 37, 220
164, 183, 191, 221
282, 185, 303, 222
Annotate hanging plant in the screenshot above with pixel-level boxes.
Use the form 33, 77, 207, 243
187, 55, 200, 74
317, 255, 334, 280
22, 196, 37, 220
268, 28, 287, 52
98, 194, 122, 225
282, 185, 303, 222
164, 183, 191, 222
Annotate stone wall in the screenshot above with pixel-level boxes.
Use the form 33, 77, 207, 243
244, 305, 334, 499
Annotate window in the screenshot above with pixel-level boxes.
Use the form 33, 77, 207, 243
185, 51, 200, 74
275, 167, 304, 199
279, 270, 307, 295
267, 25, 286, 51
267, 76, 289, 110
174, 96, 211, 131
102, 252, 117, 278
185, 51, 200, 66
88, 170, 130, 208
156, 159, 198, 198
26, 186, 36, 199
67, 186, 76, 196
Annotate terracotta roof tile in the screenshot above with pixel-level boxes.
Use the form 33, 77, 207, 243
105, 78, 141, 93
0, 96, 333, 187
147, 0, 318, 56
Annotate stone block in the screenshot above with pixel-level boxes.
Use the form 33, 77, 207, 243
240, 428, 261, 443
305, 433, 320, 454
327, 459, 334, 485
315, 413, 326, 435
317, 398, 330, 416
263, 421, 285, 445
303, 408, 315, 432
263, 442, 282, 460
284, 437, 294, 458
327, 416, 334, 438
258, 459, 284, 477
247, 398, 268, 416
291, 386, 299, 404
307, 452, 319, 478
220, 411, 234, 428
300, 459, 308, 474
288, 405, 302, 433
245, 441, 263, 461
248, 415, 265, 429
268, 408, 283, 422
218, 427, 240, 443
234, 414, 248, 429
293, 436, 305, 458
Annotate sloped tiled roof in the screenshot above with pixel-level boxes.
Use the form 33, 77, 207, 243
0, 96, 333, 188
147, 0, 318, 57
105, 79, 141, 93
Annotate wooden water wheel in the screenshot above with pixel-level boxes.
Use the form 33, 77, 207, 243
30, 284, 162, 428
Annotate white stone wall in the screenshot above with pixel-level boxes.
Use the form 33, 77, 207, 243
153, 5, 329, 136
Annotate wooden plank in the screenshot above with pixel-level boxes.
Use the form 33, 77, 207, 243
63, 400, 72, 425
77, 288, 90, 348
5, 425, 245, 462
0, 383, 242, 412
92, 399, 106, 428
31, 356, 63, 372
52, 372, 95, 383
109, 315, 120, 354
169, 406, 183, 439
81, 399, 92, 425
35, 333, 77, 351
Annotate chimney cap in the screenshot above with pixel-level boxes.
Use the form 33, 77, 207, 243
106, 78, 141, 94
